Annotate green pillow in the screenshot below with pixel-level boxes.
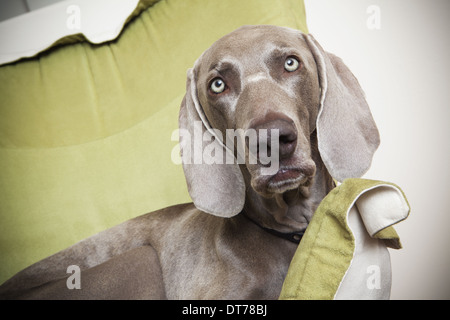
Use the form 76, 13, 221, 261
279, 178, 410, 300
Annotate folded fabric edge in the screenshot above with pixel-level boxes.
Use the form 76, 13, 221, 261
279, 178, 410, 300
374, 226, 402, 249
355, 183, 410, 249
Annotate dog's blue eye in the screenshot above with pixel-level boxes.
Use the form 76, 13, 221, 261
284, 57, 300, 72
210, 78, 226, 94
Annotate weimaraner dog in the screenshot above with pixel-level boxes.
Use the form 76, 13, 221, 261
0, 25, 379, 299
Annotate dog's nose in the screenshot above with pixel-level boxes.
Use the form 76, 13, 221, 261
249, 119, 297, 160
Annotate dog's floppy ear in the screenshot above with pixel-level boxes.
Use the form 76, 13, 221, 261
304, 34, 380, 182
178, 67, 245, 218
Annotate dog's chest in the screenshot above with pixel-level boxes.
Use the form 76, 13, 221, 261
161, 234, 295, 299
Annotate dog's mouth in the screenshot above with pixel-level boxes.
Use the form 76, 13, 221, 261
250, 160, 316, 196
266, 167, 311, 193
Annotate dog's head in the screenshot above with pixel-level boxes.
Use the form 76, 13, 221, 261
179, 25, 379, 217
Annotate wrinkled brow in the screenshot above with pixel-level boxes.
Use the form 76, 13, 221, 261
268, 44, 302, 58
208, 57, 242, 73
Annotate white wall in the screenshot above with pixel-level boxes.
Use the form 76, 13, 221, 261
305, 0, 450, 299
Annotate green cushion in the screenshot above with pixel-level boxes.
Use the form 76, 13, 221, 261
0, 0, 308, 284
279, 178, 410, 300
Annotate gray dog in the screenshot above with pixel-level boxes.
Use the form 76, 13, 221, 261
0, 25, 379, 299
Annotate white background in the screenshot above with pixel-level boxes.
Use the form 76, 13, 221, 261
306, 0, 450, 299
